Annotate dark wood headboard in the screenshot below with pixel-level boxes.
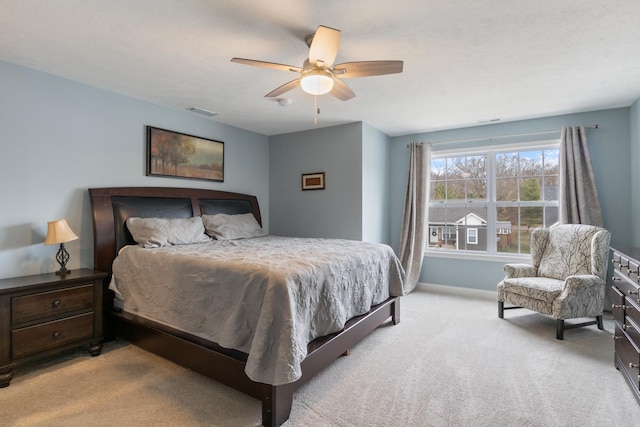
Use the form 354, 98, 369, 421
89, 187, 261, 275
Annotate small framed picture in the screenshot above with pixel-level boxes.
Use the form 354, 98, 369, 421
301, 172, 325, 191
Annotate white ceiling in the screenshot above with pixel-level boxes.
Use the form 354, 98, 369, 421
1, 1, 639, 137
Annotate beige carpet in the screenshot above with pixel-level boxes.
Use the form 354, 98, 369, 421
2, 283, 639, 426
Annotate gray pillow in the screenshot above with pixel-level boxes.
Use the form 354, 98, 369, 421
126, 216, 211, 248
202, 213, 266, 240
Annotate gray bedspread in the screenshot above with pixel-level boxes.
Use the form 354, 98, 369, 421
110, 235, 405, 385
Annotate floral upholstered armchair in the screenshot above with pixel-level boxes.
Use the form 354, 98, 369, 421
497, 224, 611, 340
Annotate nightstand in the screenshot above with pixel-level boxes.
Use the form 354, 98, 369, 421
0, 269, 107, 387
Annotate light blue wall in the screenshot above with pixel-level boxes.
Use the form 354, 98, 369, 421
2, 57, 636, 290
631, 99, 640, 246
269, 123, 363, 239
268, 122, 393, 244
0, 60, 269, 280
390, 108, 632, 291
362, 123, 391, 243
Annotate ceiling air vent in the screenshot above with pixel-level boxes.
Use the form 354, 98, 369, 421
187, 107, 217, 117
477, 118, 501, 124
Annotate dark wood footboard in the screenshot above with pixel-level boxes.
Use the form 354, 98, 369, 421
112, 296, 399, 426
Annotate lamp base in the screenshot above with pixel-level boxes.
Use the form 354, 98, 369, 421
55, 267, 71, 276
55, 243, 71, 276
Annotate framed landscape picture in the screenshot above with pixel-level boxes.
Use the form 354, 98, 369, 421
146, 126, 224, 182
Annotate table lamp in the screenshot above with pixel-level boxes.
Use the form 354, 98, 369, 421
44, 218, 78, 275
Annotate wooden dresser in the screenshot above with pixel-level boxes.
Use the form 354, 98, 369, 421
0, 269, 107, 387
611, 247, 640, 403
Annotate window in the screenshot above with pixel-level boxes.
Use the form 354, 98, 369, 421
427, 140, 559, 256
467, 228, 478, 245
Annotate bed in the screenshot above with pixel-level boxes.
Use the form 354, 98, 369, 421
89, 186, 403, 426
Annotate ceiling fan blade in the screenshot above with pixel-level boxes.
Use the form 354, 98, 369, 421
264, 79, 300, 97
330, 78, 355, 101
333, 60, 403, 78
231, 57, 302, 73
308, 25, 341, 68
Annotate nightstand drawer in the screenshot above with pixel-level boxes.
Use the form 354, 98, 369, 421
11, 313, 94, 359
11, 284, 94, 324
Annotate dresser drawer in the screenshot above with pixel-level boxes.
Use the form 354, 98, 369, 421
612, 269, 640, 302
613, 251, 640, 284
624, 315, 640, 347
615, 323, 640, 391
627, 301, 640, 332
11, 284, 94, 324
612, 286, 625, 323
628, 259, 640, 282
11, 312, 94, 359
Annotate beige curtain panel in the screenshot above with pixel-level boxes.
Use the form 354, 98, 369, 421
398, 142, 430, 293
559, 126, 603, 226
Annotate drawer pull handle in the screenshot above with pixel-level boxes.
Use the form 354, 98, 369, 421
613, 259, 620, 264
612, 304, 627, 309
629, 362, 639, 369
613, 335, 623, 340
628, 290, 639, 295
612, 277, 621, 281
52, 331, 61, 339
52, 300, 61, 308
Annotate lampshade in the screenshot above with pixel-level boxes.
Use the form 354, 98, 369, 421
44, 219, 78, 245
300, 69, 334, 95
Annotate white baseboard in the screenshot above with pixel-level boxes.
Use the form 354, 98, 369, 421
415, 282, 497, 301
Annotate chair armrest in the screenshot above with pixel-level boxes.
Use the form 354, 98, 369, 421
504, 263, 537, 278
562, 275, 606, 293
554, 275, 607, 318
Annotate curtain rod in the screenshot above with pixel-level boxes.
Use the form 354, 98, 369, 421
407, 124, 598, 147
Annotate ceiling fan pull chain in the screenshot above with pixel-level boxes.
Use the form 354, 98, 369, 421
314, 95, 319, 125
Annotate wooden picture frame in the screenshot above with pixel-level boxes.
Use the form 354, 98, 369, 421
146, 126, 224, 182
301, 172, 325, 190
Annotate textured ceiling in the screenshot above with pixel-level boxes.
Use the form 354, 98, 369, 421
1, 1, 639, 136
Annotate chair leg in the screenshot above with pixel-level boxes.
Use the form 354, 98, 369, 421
596, 315, 603, 330
556, 319, 564, 340
498, 301, 504, 319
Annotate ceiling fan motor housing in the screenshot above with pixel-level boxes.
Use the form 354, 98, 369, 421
300, 68, 334, 95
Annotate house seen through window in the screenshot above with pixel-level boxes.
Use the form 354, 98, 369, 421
428, 141, 560, 256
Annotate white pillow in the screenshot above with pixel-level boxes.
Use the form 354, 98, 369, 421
126, 216, 211, 248
202, 213, 266, 240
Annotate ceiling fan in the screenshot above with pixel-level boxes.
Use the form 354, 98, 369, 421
231, 25, 403, 101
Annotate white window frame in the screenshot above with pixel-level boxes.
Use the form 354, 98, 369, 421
425, 139, 560, 261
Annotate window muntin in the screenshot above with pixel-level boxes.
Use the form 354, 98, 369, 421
428, 141, 559, 256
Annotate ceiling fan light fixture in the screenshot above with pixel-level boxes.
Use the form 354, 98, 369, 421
300, 69, 334, 95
